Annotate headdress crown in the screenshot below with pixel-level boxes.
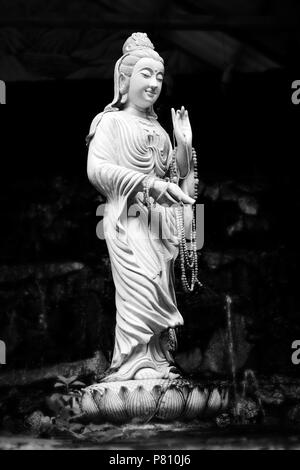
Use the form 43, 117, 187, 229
122, 32, 155, 54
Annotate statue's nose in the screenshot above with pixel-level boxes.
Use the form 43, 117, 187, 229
149, 77, 158, 89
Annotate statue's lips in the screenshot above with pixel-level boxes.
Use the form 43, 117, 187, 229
145, 90, 156, 98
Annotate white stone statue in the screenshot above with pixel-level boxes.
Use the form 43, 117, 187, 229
87, 32, 200, 383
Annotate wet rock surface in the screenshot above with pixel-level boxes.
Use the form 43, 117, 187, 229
1, 400, 300, 449
2, 421, 300, 450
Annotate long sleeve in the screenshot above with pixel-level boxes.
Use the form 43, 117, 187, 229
87, 112, 146, 201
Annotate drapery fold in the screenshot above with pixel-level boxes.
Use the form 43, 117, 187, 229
87, 111, 183, 378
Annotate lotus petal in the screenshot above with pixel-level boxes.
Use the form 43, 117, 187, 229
184, 386, 208, 420
156, 386, 185, 421
126, 385, 157, 422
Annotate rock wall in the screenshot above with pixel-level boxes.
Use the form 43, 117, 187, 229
1, 173, 299, 378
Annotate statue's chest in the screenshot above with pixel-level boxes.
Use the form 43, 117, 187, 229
136, 120, 169, 159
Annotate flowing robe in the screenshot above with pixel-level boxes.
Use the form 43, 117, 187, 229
87, 110, 184, 380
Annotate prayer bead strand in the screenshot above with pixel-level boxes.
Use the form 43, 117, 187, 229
172, 146, 202, 293
142, 146, 202, 293
142, 175, 156, 208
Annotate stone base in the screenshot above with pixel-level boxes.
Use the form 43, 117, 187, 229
80, 378, 229, 423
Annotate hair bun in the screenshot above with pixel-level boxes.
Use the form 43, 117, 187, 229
122, 32, 155, 54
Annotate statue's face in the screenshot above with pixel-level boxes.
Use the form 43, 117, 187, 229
126, 57, 164, 110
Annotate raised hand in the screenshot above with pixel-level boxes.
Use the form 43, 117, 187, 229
171, 106, 192, 147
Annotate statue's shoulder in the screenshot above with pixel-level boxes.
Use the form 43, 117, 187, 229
88, 110, 119, 139
92, 110, 118, 129
87, 110, 120, 146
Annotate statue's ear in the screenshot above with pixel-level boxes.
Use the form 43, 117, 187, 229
119, 72, 129, 95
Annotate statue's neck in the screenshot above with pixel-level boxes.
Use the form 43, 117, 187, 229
122, 103, 151, 119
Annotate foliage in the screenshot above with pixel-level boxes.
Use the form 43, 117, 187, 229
54, 375, 86, 394
44, 375, 86, 424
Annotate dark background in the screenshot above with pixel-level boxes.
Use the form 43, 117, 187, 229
1, 1, 300, 381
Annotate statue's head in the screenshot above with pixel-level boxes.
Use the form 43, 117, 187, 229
106, 33, 164, 117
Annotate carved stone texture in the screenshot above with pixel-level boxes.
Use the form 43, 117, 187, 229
80, 379, 229, 423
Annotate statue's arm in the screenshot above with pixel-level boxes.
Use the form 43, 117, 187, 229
166, 134, 194, 199
176, 142, 192, 180
179, 156, 195, 199
88, 158, 145, 198
87, 114, 146, 199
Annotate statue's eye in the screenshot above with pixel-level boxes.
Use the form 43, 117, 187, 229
141, 72, 151, 78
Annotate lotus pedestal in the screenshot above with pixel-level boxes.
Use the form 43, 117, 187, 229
80, 378, 229, 424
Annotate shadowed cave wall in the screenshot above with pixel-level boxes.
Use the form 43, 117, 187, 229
0, 68, 300, 380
